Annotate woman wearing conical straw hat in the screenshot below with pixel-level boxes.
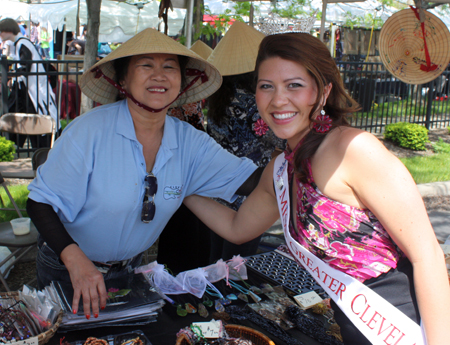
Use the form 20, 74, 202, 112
206, 20, 286, 263
26, 28, 258, 319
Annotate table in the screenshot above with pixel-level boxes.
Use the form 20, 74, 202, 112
46, 270, 329, 345
0, 221, 38, 291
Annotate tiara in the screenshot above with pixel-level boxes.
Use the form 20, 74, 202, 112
257, 12, 317, 36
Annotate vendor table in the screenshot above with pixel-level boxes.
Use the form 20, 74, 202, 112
46, 269, 330, 345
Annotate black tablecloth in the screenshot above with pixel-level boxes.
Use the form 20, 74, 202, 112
46, 271, 328, 345
48, 305, 325, 345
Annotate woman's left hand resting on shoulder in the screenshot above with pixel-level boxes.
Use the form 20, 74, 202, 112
185, 128, 450, 345
184, 158, 280, 245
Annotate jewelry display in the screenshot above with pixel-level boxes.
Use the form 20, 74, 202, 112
285, 305, 343, 345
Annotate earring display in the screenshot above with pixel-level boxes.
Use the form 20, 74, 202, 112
245, 250, 327, 297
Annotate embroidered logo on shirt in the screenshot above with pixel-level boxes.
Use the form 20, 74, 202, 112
163, 185, 182, 200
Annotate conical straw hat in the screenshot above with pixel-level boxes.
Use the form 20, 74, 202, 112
207, 21, 266, 76
190, 40, 213, 60
80, 28, 222, 106
379, 8, 450, 85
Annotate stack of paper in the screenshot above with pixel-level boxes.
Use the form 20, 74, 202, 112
50, 273, 165, 330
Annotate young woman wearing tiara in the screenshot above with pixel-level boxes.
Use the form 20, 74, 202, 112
185, 32, 450, 344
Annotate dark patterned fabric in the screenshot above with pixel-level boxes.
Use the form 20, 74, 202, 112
168, 101, 205, 131
208, 85, 286, 210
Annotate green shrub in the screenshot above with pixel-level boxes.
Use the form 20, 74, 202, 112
384, 122, 429, 151
432, 138, 450, 154
447, 126, 450, 134
60, 119, 72, 132
0, 136, 16, 162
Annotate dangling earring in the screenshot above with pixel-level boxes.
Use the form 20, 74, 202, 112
313, 109, 332, 133
253, 118, 269, 137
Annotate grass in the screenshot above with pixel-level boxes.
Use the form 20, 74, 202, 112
400, 153, 450, 184
0, 184, 29, 222
355, 98, 450, 118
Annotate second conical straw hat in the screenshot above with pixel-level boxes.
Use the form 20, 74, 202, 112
190, 40, 213, 60
379, 8, 450, 85
207, 21, 266, 76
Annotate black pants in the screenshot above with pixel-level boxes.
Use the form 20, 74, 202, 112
330, 258, 420, 344
209, 231, 262, 263
157, 204, 211, 275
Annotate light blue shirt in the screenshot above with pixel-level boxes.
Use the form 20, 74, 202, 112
28, 100, 256, 262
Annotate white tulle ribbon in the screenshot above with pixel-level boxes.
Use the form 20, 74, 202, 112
135, 256, 248, 299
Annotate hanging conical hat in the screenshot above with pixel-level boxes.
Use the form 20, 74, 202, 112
190, 40, 213, 60
378, 8, 450, 85
80, 28, 222, 106
207, 21, 266, 76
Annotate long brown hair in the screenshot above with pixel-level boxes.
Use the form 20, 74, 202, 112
255, 33, 360, 182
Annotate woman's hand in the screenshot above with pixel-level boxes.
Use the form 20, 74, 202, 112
60, 244, 107, 319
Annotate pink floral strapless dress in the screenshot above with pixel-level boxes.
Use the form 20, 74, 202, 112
287, 158, 402, 282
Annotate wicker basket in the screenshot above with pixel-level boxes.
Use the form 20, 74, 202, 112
176, 324, 275, 345
0, 291, 63, 345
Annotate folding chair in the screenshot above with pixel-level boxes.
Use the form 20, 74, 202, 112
0, 171, 38, 291
31, 147, 50, 177
0, 113, 57, 149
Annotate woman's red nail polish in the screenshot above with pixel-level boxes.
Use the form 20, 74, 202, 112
73, 310, 77, 314
85, 314, 90, 320
101, 306, 105, 310
94, 313, 98, 318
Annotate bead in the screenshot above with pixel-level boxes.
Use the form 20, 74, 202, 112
198, 303, 209, 318
249, 291, 262, 303
226, 294, 238, 300
214, 299, 225, 312
185, 303, 197, 313
176, 304, 187, 317
237, 293, 248, 303
219, 298, 231, 306
203, 297, 213, 308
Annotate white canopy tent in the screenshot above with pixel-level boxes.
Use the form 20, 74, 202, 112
1, 0, 31, 22
8, 0, 186, 41
205, 0, 450, 34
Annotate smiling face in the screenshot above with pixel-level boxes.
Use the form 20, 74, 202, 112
255, 57, 319, 148
122, 53, 182, 114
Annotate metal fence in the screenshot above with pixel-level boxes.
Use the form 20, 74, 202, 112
0, 56, 83, 156
1, 57, 449, 156
339, 61, 450, 133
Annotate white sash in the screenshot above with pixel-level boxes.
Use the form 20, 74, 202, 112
273, 154, 426, 345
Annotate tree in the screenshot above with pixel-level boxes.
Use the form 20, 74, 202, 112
81, 0, 102, 114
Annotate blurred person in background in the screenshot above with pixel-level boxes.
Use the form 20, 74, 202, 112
0, 18, 57, 148
206, 21, 286, 262
39, 26, 50, 59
